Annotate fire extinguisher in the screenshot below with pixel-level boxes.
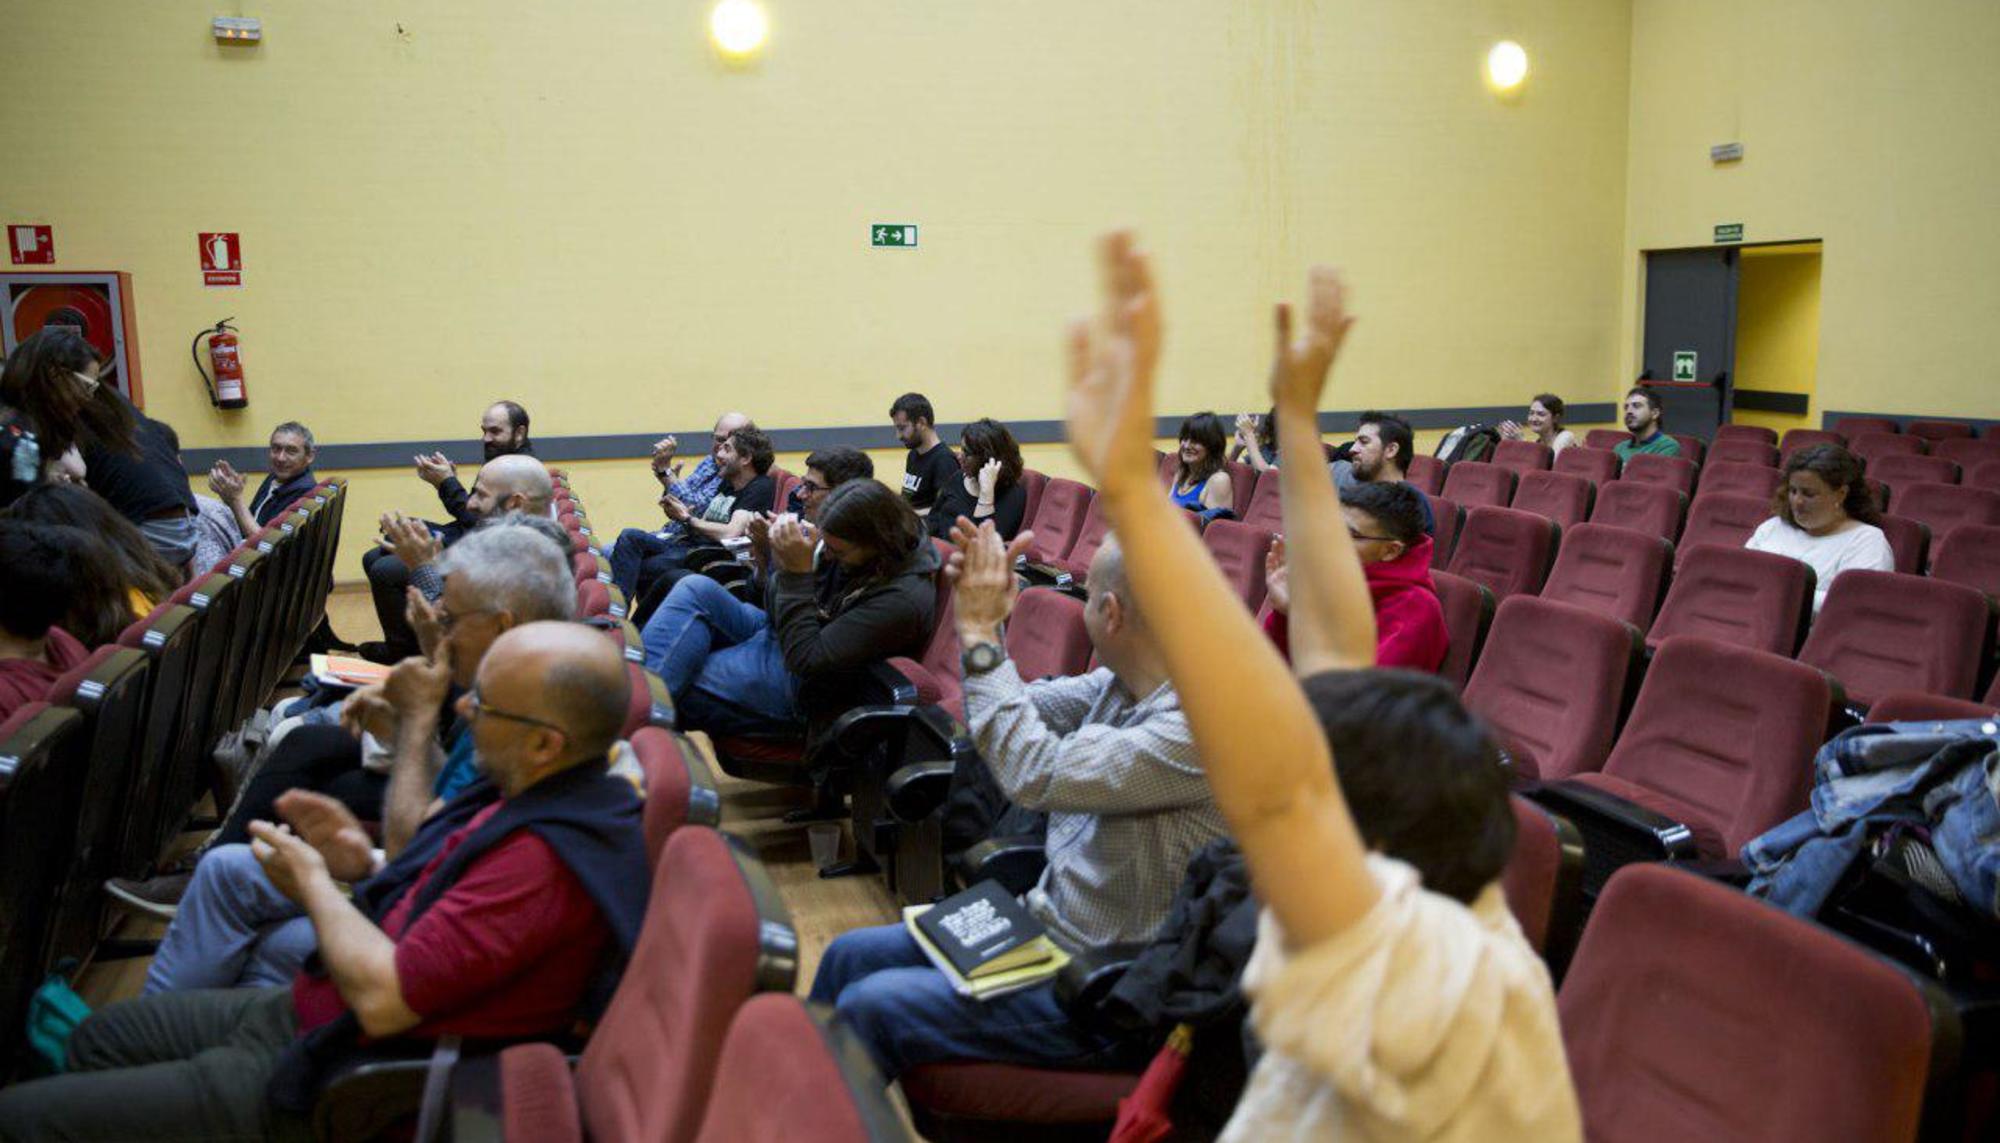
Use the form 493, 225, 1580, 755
192, 318, 249, 409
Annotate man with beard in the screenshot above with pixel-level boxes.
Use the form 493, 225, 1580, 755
1612, 386, 1681, 465
1330, 409, 1436, 535
359, 402, 541, 663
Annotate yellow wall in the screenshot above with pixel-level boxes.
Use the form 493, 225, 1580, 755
1731, 247, 1822, 433
3, 1, 1635, 573
1621, 0, 2000, 424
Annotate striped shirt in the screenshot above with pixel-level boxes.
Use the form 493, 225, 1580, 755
964, 662, 1227, 950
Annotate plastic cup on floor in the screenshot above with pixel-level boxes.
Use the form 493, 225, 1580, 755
808, 822, 842, 871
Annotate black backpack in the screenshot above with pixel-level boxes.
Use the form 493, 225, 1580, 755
1435, 422, 1501, 464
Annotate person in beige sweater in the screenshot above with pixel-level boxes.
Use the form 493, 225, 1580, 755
1061, 231, 1580, 1140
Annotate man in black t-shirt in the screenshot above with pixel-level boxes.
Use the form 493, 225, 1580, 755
891, 392, 958, 515
660, 424, 778, 540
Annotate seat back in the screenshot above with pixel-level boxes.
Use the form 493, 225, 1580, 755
1908, 418, 1975, 442
1201, 520, 1275, 611
1800, 570, 1994, 708
1583, 429, 1628, 451
0, 705, 88, 1078
1240, 469, 1284, 533
693, 995, 903, 1143
1930, 523, 2000, 598
114, 603, 203, 875
1510, 471, 1594, 531
1676, 494, 1773, 567
171, 571, 244, 777
1966, 459, 2000, 492
1502, 797, 1584, 960
1603, 636, 1833, 855
1491, 439, 1553, 477
1018, 469, 1050, 528
1429, 495, 1465, 564
1539, 522, 1674, 634
1553, 446, 1620, 486
1440, 461, 1518, 509
44, 647, 151, 963
1714, 424, 1778, 446
1706, 438, 1779, 468
1669, 435, 1706, 466
1223, 460, 1257, 519
1057, 494, 1113, 577
1464, 596, 1639, 781
1830, 416, 1900, 438
1022, 478, 1093, 565
1651, 542, 1816, 655
1431, 570, 1495, 688
1007, 589, 1093, 682
1560, 864, 1945, 1143
1695, 461, 1781, 503
767, 468, 799, 515
1866, 691, 1999, 724
578, 579, 612, 619
1446, 507, 1559, 602
1619, 453, 1697, 496
1779, 428, 1846, 460
1891, 482, 2000, 554
631, 726, 722, 861
1934, 437, 2000, 472
1589, 480, 1687, 543
1859, 515, 1928, 579
622, 662, 675, 736
1851, 431, 1927, 464
1405, 453, 1448, 495
572, 828, 797, 1143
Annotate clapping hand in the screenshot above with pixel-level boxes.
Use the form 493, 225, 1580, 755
208, 460, 247, 502
746, 512, 775, 570
1065, 231, 1163, 494
1264, 536, 1290, 615
659, 493, 691, 523
275, 790, 378, 883
383, 643, 454, 717
378, 511, 442, 570
769, 514, 818, 574
414, 451, 456, 486
340, 681, 398, 742
1268, 266, 1355, 413
947, 519, 1036, 644
406, 587, 444, 658
248, 821, 330, 906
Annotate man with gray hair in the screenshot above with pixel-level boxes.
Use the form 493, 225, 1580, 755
606, 411, 752, 599
191, 420, 322, 572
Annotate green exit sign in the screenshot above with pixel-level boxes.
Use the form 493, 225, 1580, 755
1714, 222, 1745, 244
872, 224, 918, 248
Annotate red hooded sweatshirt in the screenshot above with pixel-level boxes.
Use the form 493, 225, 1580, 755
1261, 536, 1449, 672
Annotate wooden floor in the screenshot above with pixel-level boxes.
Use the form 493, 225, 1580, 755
83, 585, 901, 1008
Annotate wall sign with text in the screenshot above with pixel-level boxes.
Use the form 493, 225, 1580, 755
200, 232, 243, 286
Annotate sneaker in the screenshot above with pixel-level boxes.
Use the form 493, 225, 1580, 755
354, 640, 414, 666
105, 872, 194, 920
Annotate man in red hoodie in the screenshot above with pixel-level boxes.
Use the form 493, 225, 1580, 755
1261, 481, 1448, 672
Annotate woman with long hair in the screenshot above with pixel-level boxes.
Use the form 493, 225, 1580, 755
929, 417, 1029, 540
1745, 443, 1892, 613
0, 327, 138, 508
1499, 393, 1578, 454
9, 483, 184, 612
1172, 411, 1234, 512
22, 523, 135, 647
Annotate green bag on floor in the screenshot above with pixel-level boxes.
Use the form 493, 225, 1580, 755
26, 971, 92, 1074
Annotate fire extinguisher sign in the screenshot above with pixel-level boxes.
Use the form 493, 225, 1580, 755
199, 233, 242, 287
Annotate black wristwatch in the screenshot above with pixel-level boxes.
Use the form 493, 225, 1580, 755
961, 641, 1006, 676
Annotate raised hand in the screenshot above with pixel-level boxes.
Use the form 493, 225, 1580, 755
406, 586, 444, 659
379, 511, 441, 570
275, 789, 377, 883
746, 512, 774, 570
414, 451, 456, 487
769, 514, 818, 574
976, 457, 1002, 502
383, 644, 454, 716
1267, 266, 1356, 413
1264, 536, 1291, 615
208, 460, 247, 502
659, 493, 691, 523
651, 435, 678, 465
1065, 231, 1163, 493
951, 521, 1034, 645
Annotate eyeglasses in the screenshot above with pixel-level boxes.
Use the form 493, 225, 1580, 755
463, 685, 569, 737
796, 479, 826, 496
72, 371, 101, 395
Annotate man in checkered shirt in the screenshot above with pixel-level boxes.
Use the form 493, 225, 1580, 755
809, 523, 1225, 1080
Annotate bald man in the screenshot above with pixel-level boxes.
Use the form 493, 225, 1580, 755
606, 411, 753, 599
0, 623, 650, 1141
360, 451, 557, 664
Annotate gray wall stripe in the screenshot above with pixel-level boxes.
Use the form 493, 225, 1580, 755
176, 402, 1616, 474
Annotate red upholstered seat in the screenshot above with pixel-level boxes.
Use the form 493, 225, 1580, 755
1705, 438, 1779, 468
1464, 596, 1639, 781
1866, 691, 1999, 724
43, 647, 151, 960
1851, 431, 1928, 464
1799, 571, 1994, 708
1694, 461, 1780, 503
1907, 418, 1975, 441
1405, 453, 1448, 495
1583, 429, 1628, 451
1554, 446, 1620, 486
1240, 469, 1284, 533
1713, 423, 1778, 446
1966, 459, 2000, 492
1890, 481, 2000, 556
1446, 506, 1559, 602
1201, 519, 1275, 610
1019, 478, 1094, 566
1560, 864, 1944, 1143
1934, 436, 2000, 472
1429, 495, 1465, 563
498, 827, 794, 1143
1830, 416, 1899, 438
1018, 469, 1050, 527
1046, 494, 1112, 580
1491, 439, 1553, 477
1589, 480, 1686, 543
1648, 544, 1814, 656
900, 1061, 1142, 1138
1441, 460, 1518, 509
1502, 797, 1582, 959
577, 580, 611, 619
629, 726, 721, 861
1539, 522, 1673, 634
620, 662, 673, 737
1560, 635, 1833, 859
1675, 494, 1773, 568
1621, 453, 1697, 496
1008, 589, 1093, 682
1876, 514, 1931, 575
693, 995, 899, 1142
1669, 435, 1706, 465
1778, 428, 1846, 460
1511, 470, 1594, 531
1223, 460, 1257, 519
1930, 523, 2000, 598
0, 703, 87, 1075
1431, 570, 1495, 688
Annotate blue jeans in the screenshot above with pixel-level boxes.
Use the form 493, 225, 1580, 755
808, 923, 1139, 1080
146, 845, 316, 995
641, 575, 801, 737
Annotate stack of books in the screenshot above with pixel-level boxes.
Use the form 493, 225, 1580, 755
903, 881, 1070, 1001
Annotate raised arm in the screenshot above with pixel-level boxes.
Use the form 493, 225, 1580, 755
1270, 270, 1376, 676
1066, 233, 1377, 950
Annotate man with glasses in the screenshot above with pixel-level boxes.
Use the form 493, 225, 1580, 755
606, 411, 751, 599
1262, 481, 1447, 672
0, 623, 653, 1142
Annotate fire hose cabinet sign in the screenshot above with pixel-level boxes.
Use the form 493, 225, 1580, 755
0, 271, 145, 406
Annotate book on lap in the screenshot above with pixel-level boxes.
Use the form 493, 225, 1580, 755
902, 881, 1070, 1001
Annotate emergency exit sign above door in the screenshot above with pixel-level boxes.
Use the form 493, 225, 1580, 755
1714, 223, 1745, 244
872, 224, 918, 248
1672, 351, 1698, 381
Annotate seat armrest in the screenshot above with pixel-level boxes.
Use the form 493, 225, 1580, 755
830, 701, 969, 763
1527, 781, 1703, 894
954, 836, 1048, 896
700, 561, 751, 586
1015, 560, 1083, 589
886, 759, 958, 821
681, 545, 738, 573
474, 1042, 582, 1143
313, 1052, 436, 1143
1055, 943, 1147, 1018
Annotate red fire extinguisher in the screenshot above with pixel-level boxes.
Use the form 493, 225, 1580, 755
192, 318, 249, 409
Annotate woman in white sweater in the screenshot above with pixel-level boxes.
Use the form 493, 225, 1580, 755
1745, 443, 1894, 613
1498, 393, 1578, 455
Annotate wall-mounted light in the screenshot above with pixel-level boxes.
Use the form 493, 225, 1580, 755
1486, 40, 1528, 94
710, 0, 768, 60
213, 16, 262, 43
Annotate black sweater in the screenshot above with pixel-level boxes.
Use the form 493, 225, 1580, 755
766, 539, 941, 678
